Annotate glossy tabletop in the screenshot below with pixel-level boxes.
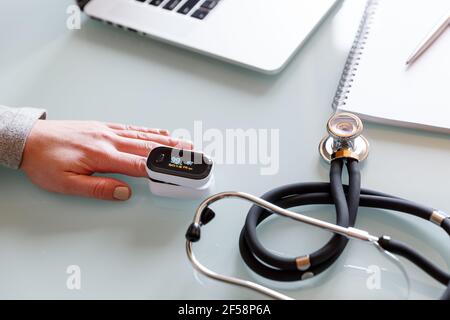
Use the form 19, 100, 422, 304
0, 0, 449, 299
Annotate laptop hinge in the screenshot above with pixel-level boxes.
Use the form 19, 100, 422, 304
76, 0, 92, 11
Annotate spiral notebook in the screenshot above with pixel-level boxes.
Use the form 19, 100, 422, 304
333, 0, 450, 134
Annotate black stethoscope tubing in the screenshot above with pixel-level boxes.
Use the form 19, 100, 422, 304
239, 158, 450, 299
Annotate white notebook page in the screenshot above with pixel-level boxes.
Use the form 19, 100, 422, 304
338, 0, 450, 133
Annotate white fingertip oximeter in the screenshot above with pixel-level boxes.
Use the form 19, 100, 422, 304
146, 146, 215, 199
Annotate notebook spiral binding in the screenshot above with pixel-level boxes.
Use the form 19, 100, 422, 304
332, 0, 379, 110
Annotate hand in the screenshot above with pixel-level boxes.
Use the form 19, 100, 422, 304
21, 120, 192, 201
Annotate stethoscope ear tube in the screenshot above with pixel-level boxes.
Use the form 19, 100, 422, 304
186, 113, 450, 300
185, 189, 382, 300
186, 240, 294, 300
377, 236, 450, 286
239, 159, 360, 282
185, 181, 450, 300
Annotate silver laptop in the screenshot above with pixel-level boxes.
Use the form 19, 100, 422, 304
77, 0, 338, 74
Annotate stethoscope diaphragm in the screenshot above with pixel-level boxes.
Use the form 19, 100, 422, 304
319, 112, 370, 163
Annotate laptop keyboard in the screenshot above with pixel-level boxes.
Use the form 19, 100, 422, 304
136, 0, 221, 20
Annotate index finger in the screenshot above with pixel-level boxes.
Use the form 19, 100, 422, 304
96, 152, 148, 178
106, 123, 170, 136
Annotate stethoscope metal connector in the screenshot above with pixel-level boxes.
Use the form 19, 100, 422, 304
319, 112, 370, 163
185, 112, 450, 300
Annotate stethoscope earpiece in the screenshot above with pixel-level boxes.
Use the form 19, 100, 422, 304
186, 112, 450, 300
185, 208, 216, 242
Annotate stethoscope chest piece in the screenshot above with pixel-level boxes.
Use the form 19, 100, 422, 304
319, 112, 370, 163
186, 111, 450, 300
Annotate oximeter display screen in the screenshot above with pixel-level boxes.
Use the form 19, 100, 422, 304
147, 147, 213, 180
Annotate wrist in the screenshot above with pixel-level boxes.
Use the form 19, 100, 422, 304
0, 106, 47, 169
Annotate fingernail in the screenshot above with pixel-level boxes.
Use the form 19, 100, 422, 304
113, 186, 130, 201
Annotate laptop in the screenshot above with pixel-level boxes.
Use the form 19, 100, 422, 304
77, 0, 338, 74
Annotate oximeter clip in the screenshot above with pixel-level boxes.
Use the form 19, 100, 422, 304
146, 146, 215, 199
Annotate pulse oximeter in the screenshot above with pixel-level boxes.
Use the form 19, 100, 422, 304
146, 146, 215, 199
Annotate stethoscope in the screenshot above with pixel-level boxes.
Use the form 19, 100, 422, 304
185, 113, 450, 300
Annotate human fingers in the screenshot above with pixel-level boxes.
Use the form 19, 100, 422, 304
63, 174, 132, 201
113, 132, 193, 153
106, 123, 170, 136
114, 138, 161, 157
95, 152, 148, 178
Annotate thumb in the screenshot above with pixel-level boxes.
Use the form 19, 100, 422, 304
65, 175, 132, 201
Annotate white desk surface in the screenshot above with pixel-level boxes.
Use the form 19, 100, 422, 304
0, 0, 449, 299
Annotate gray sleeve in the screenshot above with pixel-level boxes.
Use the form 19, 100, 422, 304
0, 105, 47, 169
